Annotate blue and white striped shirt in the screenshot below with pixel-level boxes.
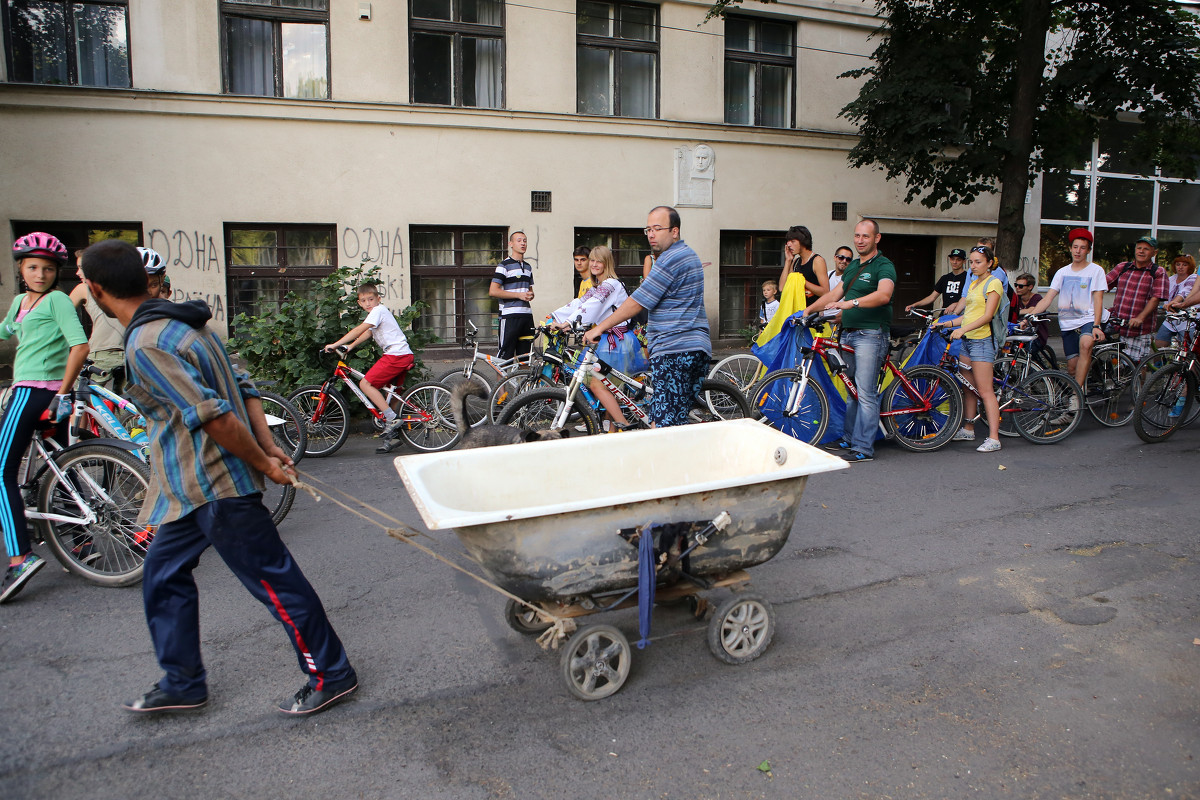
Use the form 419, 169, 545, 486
631, 239, 711, 358
123, 315, 263, 525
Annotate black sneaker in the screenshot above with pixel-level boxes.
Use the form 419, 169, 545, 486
375, 437, 403, 454
0, 554, 45, 604
841, 450, 874, 463
123, 685, 208, 714
278, 677, 359, 716
823, 438, 851, 452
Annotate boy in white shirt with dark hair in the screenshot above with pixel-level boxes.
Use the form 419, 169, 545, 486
324, 283, 413, 436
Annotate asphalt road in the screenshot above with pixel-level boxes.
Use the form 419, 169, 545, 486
2, 415, 1198, 800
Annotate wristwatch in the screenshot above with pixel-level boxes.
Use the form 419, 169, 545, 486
852, 299, 860, 307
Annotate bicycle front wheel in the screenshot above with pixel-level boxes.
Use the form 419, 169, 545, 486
1085, 349, 1137, 427
707, 354, 766, 400
1013, 370, 1084, 444
882, 365, 963, 452
992, 355, 1040, 438
752, 369, 829, 445
288, 385, 350, 458
1132, 364, 1196, 444
488, 369, 556, 423
1134, 350, 1200, 427
497, 388, 602, 436
397, 382, 461, 452
37, 443, 152, 587
691, 379, 752, 422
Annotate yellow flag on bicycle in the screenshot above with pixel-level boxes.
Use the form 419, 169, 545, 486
755, 272, 807, 347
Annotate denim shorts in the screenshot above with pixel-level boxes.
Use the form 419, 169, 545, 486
961, 336, 996, 363
1061, 322, 1096, 359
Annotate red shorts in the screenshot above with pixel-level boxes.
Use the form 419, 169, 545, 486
363, 354, 414, 390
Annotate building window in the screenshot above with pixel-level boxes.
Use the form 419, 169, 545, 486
221, 0, 329, 99
410, 226, 506, 346
574, 227, 649, 295
225, 224, 336, 326
3, 1, 130, 87
10, 220, 140, 297
576, 0, 657, 119
718, 230, 785, 338
1039, 120, 1200, 284
724, 15, 793, 128
410, 0, 503, 108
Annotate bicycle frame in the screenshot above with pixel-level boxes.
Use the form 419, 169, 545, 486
21, 436, 99, 527
315, 356, 438, 428
552, 346, 652, 429
455, 320, 535, 382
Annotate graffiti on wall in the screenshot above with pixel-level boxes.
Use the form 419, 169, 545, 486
146, 230, 222, 272
342, 226, 404, 300
170, 290, 226, 322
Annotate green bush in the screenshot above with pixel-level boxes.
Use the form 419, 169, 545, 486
228, 261, 437, 392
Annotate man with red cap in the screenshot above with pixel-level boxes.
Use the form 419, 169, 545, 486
1106, 235, 1169, 362
1021, 228, 1108, 387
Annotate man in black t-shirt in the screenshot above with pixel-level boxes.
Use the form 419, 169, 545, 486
905, 248, 967, 313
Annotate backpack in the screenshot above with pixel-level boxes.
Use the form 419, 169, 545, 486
991, 280, 1010, 347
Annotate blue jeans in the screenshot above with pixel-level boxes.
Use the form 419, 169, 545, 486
142, 494, 355, 699
841, 328, 887, 456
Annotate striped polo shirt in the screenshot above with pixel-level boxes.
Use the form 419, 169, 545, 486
492, 257, 534, 316
123, 306, 264, 525
631, 239, 711, 358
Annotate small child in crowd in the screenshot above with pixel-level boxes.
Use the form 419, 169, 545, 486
758, 280, 780, 327
324, 283, 414, 438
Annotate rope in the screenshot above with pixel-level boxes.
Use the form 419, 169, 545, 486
289, 467, 577, 649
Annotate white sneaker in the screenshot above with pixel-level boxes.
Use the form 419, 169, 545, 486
951, 427, 976, 441
976, 437, 1001, 452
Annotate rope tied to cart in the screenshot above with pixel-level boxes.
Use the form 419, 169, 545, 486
290, 468, 578, 649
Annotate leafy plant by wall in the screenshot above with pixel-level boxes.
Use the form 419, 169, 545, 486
229, 261, 436, 392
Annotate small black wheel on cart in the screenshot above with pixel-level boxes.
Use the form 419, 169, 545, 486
707, 592, 775, 665
560, 623, 632, 701
504, 598, 553, 634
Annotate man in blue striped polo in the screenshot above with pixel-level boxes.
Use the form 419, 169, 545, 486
80, 239, 357, 717
584, 206, 711, 426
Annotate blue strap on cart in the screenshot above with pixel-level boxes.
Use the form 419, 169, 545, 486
636, 526, 656, 649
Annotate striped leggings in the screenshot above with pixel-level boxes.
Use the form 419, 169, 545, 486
0, 386, 55, 559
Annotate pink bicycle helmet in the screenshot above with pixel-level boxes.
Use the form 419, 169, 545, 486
12, 232, 67, 263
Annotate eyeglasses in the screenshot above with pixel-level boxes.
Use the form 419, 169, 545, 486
835, 255, 852, 261
1015, 283, 1032, 289
970, 246, 989, 254
643, 225, 672, 235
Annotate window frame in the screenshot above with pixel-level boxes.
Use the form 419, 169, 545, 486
409, 225, 508, 348
723, 14, 795, 129
2, 0, 132, 88
717, 230, 786, 339
224, 222, 338, 329
575, 0, 660, 119
408, 0, 506, 108
219, 0, 331, 99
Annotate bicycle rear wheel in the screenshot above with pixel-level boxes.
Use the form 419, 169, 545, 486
1085, 349, 1137, 427
436, 368, 492, 428
1012, 370, 1084, 444
397, 382, 461, 452
1132, 364, 1195, 444
991, 355, 1040, 438
690, 379, 752, 422
497, 388, 602, 436
881, 365, 963, 452
1135, 350, 1200, 427
37, 442, 152, 587
752, 369, 829, 445
258, 390, 307, 464
488, 369, 556, 422
288, 385, 350, 458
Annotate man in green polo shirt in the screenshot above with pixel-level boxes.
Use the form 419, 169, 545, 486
804, 218, 897, 462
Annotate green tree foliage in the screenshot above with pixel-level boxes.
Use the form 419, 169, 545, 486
229, 260, 437, 391
837, 0, 1200, 269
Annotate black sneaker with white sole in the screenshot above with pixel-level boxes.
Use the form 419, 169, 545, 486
278, 676, 359, 715
123, 685, 209, 714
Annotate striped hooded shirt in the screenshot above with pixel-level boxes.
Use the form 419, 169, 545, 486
122, 299, 263, 525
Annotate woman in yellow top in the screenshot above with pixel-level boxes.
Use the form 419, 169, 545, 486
935, 246, 1004, 453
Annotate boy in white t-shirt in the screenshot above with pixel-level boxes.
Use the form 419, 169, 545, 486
324, 283, 414, 435
1021, 228, 1106, 387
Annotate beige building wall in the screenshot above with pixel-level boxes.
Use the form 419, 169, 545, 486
1, 0, 1003, 356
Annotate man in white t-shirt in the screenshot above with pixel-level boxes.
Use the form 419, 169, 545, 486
1021, 228, 1106, 386
822, 245, 854, 321
324, 283, 414, 437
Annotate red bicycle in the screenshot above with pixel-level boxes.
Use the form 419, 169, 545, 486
288, 348, 459, 456
752, 315, 963, 451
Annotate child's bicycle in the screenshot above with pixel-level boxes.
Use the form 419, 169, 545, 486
289, 347, 459, 456
67, 364, 303, 526
496, 327, 750, 434
0, 386, 152, 587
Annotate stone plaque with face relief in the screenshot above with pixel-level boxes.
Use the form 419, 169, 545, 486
674, 144, 715, 208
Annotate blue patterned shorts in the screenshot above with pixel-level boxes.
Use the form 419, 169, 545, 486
649, 350, 708, 427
